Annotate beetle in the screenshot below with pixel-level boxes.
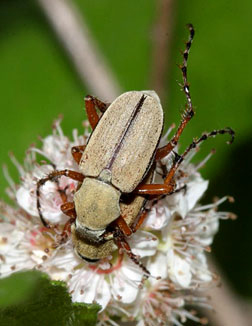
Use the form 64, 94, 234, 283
36, 24, 234, 275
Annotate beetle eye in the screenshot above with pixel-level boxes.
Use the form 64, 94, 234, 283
83, 257, 100, 263
78, 252, 100, 263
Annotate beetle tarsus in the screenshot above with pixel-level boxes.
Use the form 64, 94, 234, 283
114, 229, 150, 278
162, 127, 235, 187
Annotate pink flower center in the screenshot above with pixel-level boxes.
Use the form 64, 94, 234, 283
89, 254, 123, 274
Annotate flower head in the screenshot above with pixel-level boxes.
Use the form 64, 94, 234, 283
0, 118, 234, 325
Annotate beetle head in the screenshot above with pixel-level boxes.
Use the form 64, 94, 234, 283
71, 223, 117, 261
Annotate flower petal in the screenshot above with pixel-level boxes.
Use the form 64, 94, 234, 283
70, 270, 111, 309
112, 262, 142, 304
167, 250, 192, 288
145, 204, 171, 230
148, 251, 168, 279
129, 231, 158, 258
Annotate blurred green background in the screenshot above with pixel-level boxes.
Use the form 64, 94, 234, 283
0, 0, 251, 322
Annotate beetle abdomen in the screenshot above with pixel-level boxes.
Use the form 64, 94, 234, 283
79, 91, 163, 192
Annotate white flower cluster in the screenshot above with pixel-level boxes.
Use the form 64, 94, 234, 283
0, 119, 234, 325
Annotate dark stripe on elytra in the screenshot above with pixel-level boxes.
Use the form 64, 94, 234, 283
106, 94, 146, 170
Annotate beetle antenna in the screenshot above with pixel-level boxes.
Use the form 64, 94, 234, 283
180, 23, 195, 118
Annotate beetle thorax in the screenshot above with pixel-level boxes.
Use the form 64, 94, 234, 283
73, 170, 121, 233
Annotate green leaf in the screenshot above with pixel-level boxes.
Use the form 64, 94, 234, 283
0, 270, 41, 308
0, 271, 100, 326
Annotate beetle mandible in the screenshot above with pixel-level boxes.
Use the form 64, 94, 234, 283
36, 24, 234, 275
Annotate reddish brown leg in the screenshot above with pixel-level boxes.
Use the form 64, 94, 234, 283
37, 169, 84, 227
57, 217, 75, 244
71, 145, 86, 164
113, 207, 160, 278
58, 188, 68, 204
91, 96, 110, 113
61, 201, 76, 218
134, 183, 175, 195
113, 205, 163, 277
85, 95, 110, 130
73, 95, 110, 163
163, 128, 234, 186
155, 24, 195, 161
131, 209, 149, 233
133, 183, 187, 232
155, 110, 194, 160
136, 128, 234, 196
56, 202, 77, 243
114, 231, 150, 277
114, 208, 152, 235
114, 216, 132, 237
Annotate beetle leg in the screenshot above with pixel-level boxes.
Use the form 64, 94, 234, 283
132, 184, 187, 232
60, 217, 76, 244
85, 95, 99, 129
155, 24, 195, 161
59, 217, 76, 244
155, 109, 194, 160
57, 187, 68, 204
85, 95, 110, 129
91, 96, 110, 113
114, 216, 132, 237
115, 208, 155, 236
54, 217, 76, 247
71, 145, 86, 164
163, 128, 234, 187
61, 201, 77, 218
134, 183, 174, 195
131, 209, 149, 233
137, 128, 234, 196
114, 232, 150, 278
37, 169, 84, 228
51, 203, 77, 247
